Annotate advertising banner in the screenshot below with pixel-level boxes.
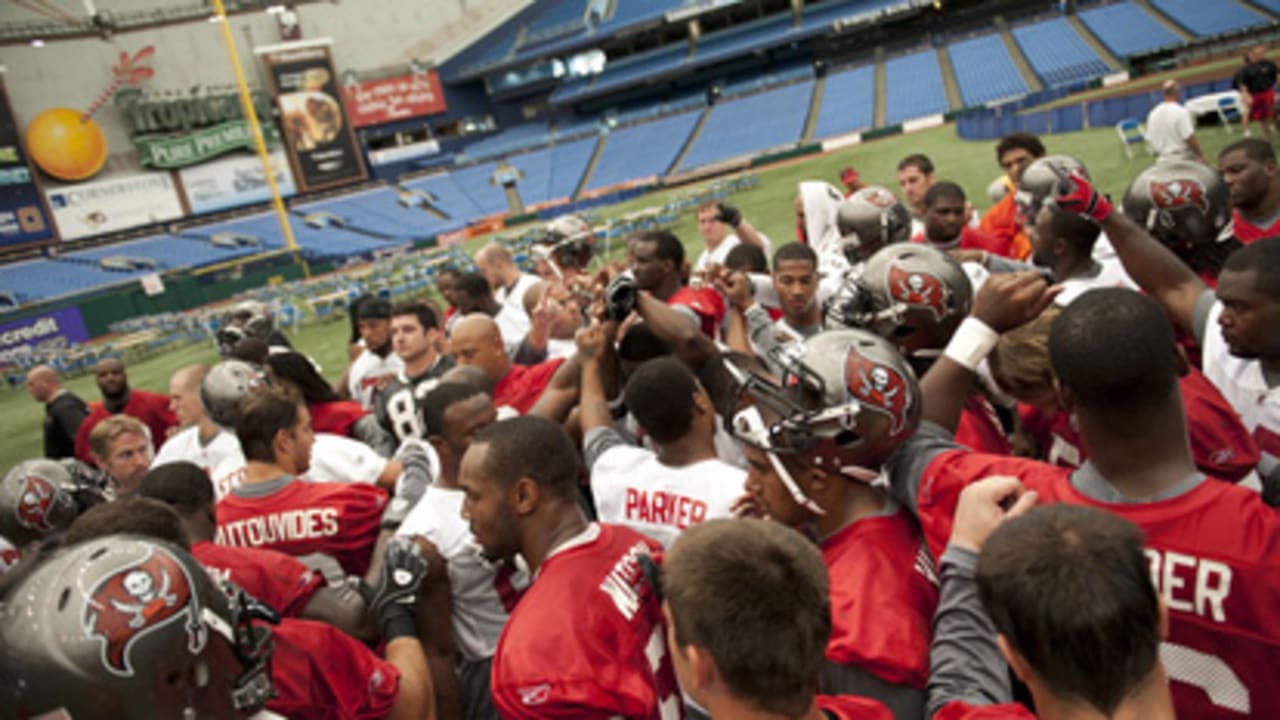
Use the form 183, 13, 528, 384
340, 71, 447, 128
179, 149, 296, 215
0, 306, 90, 363
262, 43, 366, 191
45, 173, 185, 240
117, 87, 280, 169
135, 119, 279, 169
0, 76, 57, 250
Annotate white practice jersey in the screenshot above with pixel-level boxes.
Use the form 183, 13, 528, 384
152, 426, 242, 477
1203, 300, 1279, 492
210, 432, 388, 500
1053, 257, 1139, 306
585, 427, 744, 548
347, 349, 404, 410
397, 485, 529, 662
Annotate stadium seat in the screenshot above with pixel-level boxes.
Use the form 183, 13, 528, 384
1217, 95, 1244, 133
678, 81, 814, 170
811, 64, 875, 138
1011, 17, 1111, 89
884, 49, 949, 124
1077, 1, 1181, 59
586, 110, 701, 190
947, 34, 1030, 107
1147, 0, 1268, 37
1115, 118, 1148, 159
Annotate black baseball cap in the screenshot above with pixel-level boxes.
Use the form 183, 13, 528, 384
356, 297, 392, 320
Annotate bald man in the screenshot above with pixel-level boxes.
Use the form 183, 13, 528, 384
450, 314, 572, 415
74, 358, 176, 464
475, 242, 540, 327
152, 365, 240, 475
26, 364, 89, 459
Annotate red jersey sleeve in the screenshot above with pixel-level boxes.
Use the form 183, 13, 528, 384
309, 400, 370, 437
815, 694, 895, 719
932, 701, 1037, 719
1178, 367, 1261, 483
74, 403, 108, 464
266, 618, 400, 720
955, 395, 1011, 455
495, 358, 565, 415
131, 390, 178, 452
668, 286, 725, 338
958, 227, 1015, 259
192, 541, 324, 617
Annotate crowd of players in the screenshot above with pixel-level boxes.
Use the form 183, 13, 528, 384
1, 127, 1278, 720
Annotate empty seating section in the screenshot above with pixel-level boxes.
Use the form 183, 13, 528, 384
463, 122, 551, 161
587, 111, 701, 190
588, 45, 690, 98
553, 115, 601, 139
696, 15, 795, 67
601, 0, 689, 32
884, 50, 949, 124
948, 34, 1029, 106
811, 64, 875, 138
522, 0, 586, 43
290, 225, 405, 260
63, 235, 257, 269
1012, 18, 1110, 88
501, 137, 597, 205
399, 172, 484, 224
187, 213, 288, 249
449, 163, 510, 217
1253, 0, 1280, 14
679, 81, 813, 170
0, 258, 146, 303
294, 188, 434, 239
1147, 0, 1267, 37
800, 0, 910, 32
1077, 2, 1180, 57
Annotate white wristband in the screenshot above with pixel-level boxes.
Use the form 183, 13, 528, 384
943, 317, 999, 372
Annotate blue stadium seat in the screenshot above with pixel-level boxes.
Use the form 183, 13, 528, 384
811, 64, 875, 138
1078, 1, 1181, 58
503, 136, 599, 204
884, 49, 949, 124
0, 258, 148, 303
799, 0, 906, 33
1011, 17, 1111, 88
585, 44, 690, 99
599, 0, 689, 33
463, 121, 553, 161
62, 234, 258, 270
679, 81, 814, 170
948, 34, 1030, 107
293, 188, 438, 239
400, 172, 483, 229
1253, 0, 1280, 14
587, 110, 701, 190
696, 14, 794, 67
1147, 0, 1268, 37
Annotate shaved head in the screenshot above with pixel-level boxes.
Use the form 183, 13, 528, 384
25, 364, 59, 403
169, 365, 209, 428
475, 243, 517, 288
450, 313, 509, 383
171, 365, 207, 393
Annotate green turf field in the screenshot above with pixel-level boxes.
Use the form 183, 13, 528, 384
0, 120, 1244, 472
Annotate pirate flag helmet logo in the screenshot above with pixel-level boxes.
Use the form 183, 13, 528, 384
82, 544, 207, 677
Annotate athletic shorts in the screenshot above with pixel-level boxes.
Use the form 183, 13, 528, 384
1249, 88, 1275, 121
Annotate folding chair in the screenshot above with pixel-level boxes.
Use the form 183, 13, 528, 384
1217, 95, 1243, 133
1116, 118, 1147, 159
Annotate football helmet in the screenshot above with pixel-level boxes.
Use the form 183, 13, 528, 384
201, 360, 267, 428
729, 329, 921, 512
0, 536, 275, 718
1121, 161, 1231, 260
825, 243, 973, 361
0, 458, 110, 546
835, 186, 912, 264
1015, 155, 1089, 225
533, 214, 595, 275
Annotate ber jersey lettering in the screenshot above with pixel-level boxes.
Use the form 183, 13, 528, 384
912, 450, 1280, 719
215, 480, 387, 576
492, 524, 682, 719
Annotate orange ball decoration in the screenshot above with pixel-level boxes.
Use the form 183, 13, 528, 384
25, 107, 108, 182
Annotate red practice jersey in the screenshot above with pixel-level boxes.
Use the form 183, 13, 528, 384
909, 450, 1280, 719
815, 694, 895, 719
267, 618, 400, 720
956, 394, 1011, 455
1231, 210, 1280, 245
215, 479, 387, 576
933, 701, 1037, 719
1017, 367, 1260, 483
912, 227, 1015, 259
494, 358, 565, 415
192, 540, 324, 617
668, 285, 726, 339
492, 523, 682, 719
309, 400, 370, 438
822, 508, 938, 689
74, 390, 177, 463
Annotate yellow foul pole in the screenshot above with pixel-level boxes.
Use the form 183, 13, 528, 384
210, 0, 310, 278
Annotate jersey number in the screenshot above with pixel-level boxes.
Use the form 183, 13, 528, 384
1161, 642, 1251, 714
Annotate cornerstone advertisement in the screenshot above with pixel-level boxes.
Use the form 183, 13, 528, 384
263, 44, 366, 191
340, 70, 447, 128
0, 306, 89, 363
0, 76, 57, 250
45, 173, 185, 240
179, 149, 297, 215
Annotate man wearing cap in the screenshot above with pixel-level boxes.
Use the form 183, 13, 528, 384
1145, 80, 1208, 164
346, 297, 405, 411
532, 214, 596, 281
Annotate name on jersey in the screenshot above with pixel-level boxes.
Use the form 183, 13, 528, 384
624, 488, 707, 530
1146, 549, 1231, 623
599, 540, 652, 623
215, 508, 340, 548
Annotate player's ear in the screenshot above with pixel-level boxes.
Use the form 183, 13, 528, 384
512, 476, 539, 515
1157, 596, 1170, 641
1052, 377, 1074, 415
996, 634, 1032, 685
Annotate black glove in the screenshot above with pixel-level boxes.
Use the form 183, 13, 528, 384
716, 203, 743, 228
364, 537, 429, 640
605, 273, 638, 323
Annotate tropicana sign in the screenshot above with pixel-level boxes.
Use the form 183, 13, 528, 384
115, 87, 279, 169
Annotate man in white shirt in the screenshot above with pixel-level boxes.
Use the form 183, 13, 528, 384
345, 297, 405, 410
475, 242, 539, 329
396, 381, 527, 720
1145, 80, 1208, 165
581, 345, 743, 549
693, 200, 770, 273
152, 365, 239, 476
453, 271, 528, 357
